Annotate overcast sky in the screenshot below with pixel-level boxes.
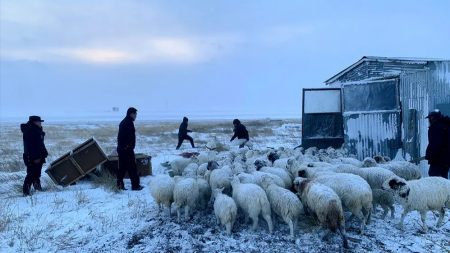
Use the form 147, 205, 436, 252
1, 0, 449, 121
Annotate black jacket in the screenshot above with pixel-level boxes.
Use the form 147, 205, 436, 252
425, 116, 450, 167
231, 123, 249, 141
21, 122, 48, 162
178, 120, 192, 137
117, 116, 136, 152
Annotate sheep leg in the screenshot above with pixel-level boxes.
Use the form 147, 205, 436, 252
398, 209, 409, 230
420, 211, 428, 233
263, 214, 273, 233
355, 210, 366, 234
338, 226, 349, 249
215, 214, 220, 225
168, 204, 172, 217
381, 205, 389, 219
250, 215, 259, 231
225, 222, 232, 234
287, 218, 295, 237
177, 207, 182, 223
436, 207, 445, 228
389, 205, 395, 219
184, 206, 190, 221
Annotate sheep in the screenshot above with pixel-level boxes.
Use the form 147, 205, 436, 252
293, 177, 348, 249
258, 166, 293, 189
372, 189, 395, 219
166, 157, 199, 176
272, 158, 291, 169
182, 163, 199, 177
378, 162, 422, 181
313, 173, 373, 234
173, 177, 199, 222
335, 166, 403, 190
260, 176, 304, 237
196, 177, 211, 210
149, 175, 175, 216
197, 163, 208, 177
382, 176, 450, 233
212, 188, 238, 234
251, 171, 286, 188
209, 165, 233, 197
230, 177, 273, 233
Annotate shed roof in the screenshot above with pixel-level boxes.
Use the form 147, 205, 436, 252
325, 56, 448, 85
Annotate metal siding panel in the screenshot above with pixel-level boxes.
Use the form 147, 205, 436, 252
399, 62, 450, 175
344, 112, 402, 160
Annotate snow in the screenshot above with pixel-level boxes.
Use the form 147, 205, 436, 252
0, 119, 449, 252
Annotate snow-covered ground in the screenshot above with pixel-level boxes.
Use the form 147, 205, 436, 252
0, 119, 449, 253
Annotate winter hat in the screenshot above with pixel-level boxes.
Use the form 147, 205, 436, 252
29, 115, 44, 122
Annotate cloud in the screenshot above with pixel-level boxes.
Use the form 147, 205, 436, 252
0, 35, 241, 64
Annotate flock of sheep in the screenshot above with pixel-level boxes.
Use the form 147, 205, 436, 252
150, 146, 450, 249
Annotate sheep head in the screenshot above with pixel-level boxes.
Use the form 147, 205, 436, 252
362, 157, 378, 168
373, 155, 386, 164
254, 159, 267, 170
293, 177, 310, 194
207, 161, 220, 171
382, 176, 410, 198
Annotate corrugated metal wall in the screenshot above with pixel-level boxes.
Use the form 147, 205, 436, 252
400, 62, 450, 175
343, 111, 402, 159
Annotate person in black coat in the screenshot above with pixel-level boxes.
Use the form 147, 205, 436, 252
21, 115, 48, 196
230, 119, 249, 148
425, 110, 450, 179
117, 107, 143, 191
176, 117, 195, 150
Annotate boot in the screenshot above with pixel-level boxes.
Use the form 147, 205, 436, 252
33, 179, 43, 191
131, 185, 144, 191
23, 182, 31, 196
117, 181, 127, 190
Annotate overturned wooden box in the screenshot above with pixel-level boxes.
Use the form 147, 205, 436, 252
45, 138, 108, 186
102, 153, 152, 178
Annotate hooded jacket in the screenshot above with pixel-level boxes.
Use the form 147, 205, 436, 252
231, 122, 249, 141
21, 122, 48, 162
178, 117, 192, 137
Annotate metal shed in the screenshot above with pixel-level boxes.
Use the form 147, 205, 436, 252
302, 56, 450, 173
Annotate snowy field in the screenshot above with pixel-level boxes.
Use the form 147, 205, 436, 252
0, 119, 449, 253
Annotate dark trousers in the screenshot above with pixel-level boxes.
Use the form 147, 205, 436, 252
118, 150, 140, 188
23, 161, 43, 193
428, 164, 450, 179
176, 135, 195, 149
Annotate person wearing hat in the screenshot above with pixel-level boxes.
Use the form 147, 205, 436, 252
116, 107, 143, 191
176, 117, 195, 150
21, 115, 48, 196
425, 109, 450, 179
230, 119, 249, 148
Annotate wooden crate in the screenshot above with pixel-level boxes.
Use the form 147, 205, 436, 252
45, 138, 107, 186
102, 153, 152, 178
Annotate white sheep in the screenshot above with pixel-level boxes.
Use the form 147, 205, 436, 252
382, 176, 450, 233
197, 163, 208, 177
258, 166, 293, 189
335, 166, 403, 190
378, 161, 422, 181
230, 177, 273, 233
209, 165, 233, 197
212, 188, 237, 234
313, 173, 373, 234
372, 189, 395, 219
149, 174, 175, 216
251, 170, 286, 188
293, 177, 348, 249
196, 177, 211, 210
167, 157, 198, 176
182, 163, 199, 178
173, 177, 199, 222
260, 176, 304, 237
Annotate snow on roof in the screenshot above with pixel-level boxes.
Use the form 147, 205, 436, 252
325, 56, 449, 85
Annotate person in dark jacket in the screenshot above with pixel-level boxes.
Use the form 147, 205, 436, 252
21, 115, 48, 196
176, 117, 195, 150
230, 119, 249, 148
425, 110, 450, 179
117, 107, 143, 191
